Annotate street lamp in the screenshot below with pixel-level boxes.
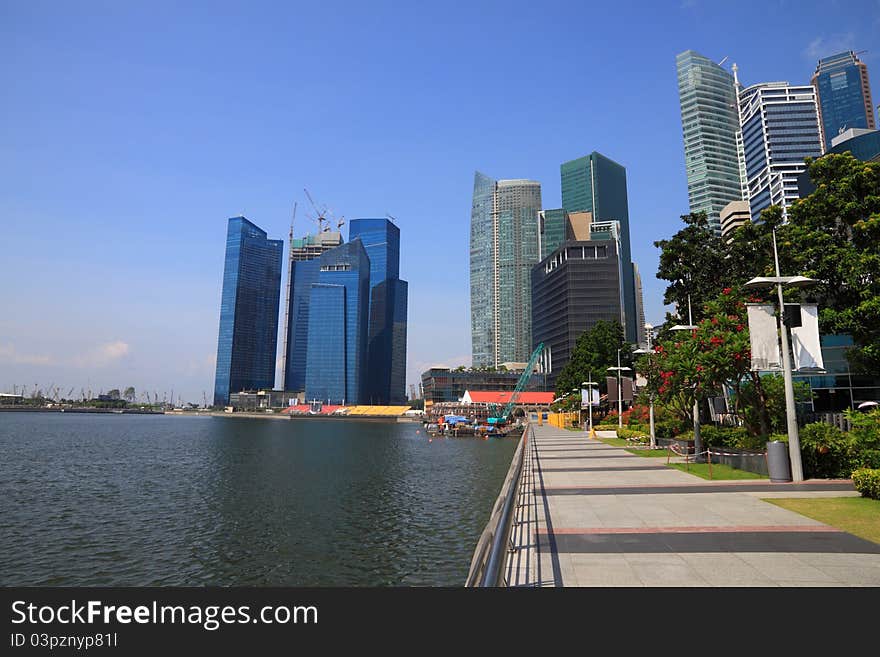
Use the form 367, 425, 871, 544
607, 348, 632, 428
582, 374, 599, 438
634, 324, 657, 448
744, 227, 816, 483
669, 294, 702, 461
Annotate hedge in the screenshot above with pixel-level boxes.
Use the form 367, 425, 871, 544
852, 468, 880, 500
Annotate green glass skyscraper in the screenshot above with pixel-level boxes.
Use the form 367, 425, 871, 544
560, 152, 637, 344
470, 172, 542, 367
676, 50, 745, 235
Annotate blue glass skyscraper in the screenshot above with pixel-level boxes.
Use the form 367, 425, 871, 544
811, 51, 876, 151
348, 218, 408, 404
213, 216, 283, 406
304, 240, 370, 405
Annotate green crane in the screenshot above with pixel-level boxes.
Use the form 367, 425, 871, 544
487, 343, 545, 426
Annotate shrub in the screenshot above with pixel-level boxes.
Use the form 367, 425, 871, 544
847, 409, 880, 451
852, 468, 880, 499
799, 422, 853, 479
654, 418, 686, 439
699, 425, 749, 448
617, 427, 648, 442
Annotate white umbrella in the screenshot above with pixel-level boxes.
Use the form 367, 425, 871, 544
857, 401, 879, 410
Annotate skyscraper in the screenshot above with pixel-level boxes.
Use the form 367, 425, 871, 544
213, 216, 283, 406
348, 218, 408, 404
304, 240, 370, 405
811, 51, 876, 151
470, 172, 542, 367
676, 50, 745, 235
560, 151, 638, 343
739, 82, 823, 222
280, 230, 343, 393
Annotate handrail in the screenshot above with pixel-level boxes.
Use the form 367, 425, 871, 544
464, 424, 529, 587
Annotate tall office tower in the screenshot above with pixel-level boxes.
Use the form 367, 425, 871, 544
538, 209, 568, 260
280, 230, 343, 393
739, 82, 824, 222
304, 240, 370, 405
811, 51, 876, 151
470, 172, 542, 367
633, 263, 646, 348
213, 217, 283, 406
676, 51, 745, 235
560, 151, 638, 343
348, 218, 409, 404
531, 234, 624, 385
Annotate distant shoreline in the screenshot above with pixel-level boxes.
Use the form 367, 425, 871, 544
0, 407, 421, 422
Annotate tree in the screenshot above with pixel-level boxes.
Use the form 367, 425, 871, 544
778, 153, 880, 372
555, 320, 632, 398
106, 389, 121, 400
123, 386, 136, 403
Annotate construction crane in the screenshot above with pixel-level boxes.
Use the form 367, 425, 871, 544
66, 387, 75, 400
487, 343, 545, 427
304, 188, 330, 233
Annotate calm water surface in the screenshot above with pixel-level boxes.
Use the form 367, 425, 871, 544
0, 413, 517, 586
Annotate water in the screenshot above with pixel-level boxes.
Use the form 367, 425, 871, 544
0, 412, 517, 586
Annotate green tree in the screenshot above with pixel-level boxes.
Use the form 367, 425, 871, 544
555, 320, 632, 398
123, 386, 136, 403
778, 153, 880, 372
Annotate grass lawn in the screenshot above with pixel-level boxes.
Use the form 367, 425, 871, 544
626, 448, 672, 458
669, 462, 768, 480
764, 497, 880, 545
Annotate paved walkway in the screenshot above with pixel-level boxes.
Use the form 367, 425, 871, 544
506, 424, 880, 587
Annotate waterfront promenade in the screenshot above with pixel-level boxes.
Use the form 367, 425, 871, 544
506, 424, 880, 586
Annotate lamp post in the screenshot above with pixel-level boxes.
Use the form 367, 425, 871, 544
634, 324, 656, 448
744, 228, 815, 483
582, 374, 598, 438
670, 294, 702, 461
607, 348, 632, 428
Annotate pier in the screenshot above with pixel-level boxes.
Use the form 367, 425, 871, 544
468, 423, 880, 586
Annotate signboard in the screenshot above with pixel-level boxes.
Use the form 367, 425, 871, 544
580, 388, 599, 408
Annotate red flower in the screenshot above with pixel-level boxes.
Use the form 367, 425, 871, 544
710, 336, 724, 346
722, 287, 733, 295
711, 317, 719, 325
736, 324, 745, 331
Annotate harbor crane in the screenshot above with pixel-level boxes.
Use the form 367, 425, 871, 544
304, 188, 331, 233
487, 342, 545, 427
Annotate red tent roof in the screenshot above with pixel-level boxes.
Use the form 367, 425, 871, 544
463, 390, 555, 405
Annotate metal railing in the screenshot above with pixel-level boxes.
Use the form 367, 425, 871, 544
464, 425, 529, 587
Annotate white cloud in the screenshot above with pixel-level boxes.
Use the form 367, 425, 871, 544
0, 343, 52, 365
804, 33, 856, 61
70, 341, 131, 368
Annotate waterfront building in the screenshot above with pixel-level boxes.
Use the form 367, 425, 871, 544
213, 216, 283, 406
811, 51, 876, 151
348, 218, 408, 404
739, 82, 823, 222
676, 50, 745, 236
530, 231, 624, 385
304, 240, 371, 405
560, 152, 638, 343
470, 172, 542, 368
280, 230, 343, 394
720, 200, 751, 241
420, 366, 547, 404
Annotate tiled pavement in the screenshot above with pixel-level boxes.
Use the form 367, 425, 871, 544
506, 424, 880, 587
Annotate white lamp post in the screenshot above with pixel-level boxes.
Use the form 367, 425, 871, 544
582, 374, 598, 438
634, 324, 657, 448
607, 348, 632, 428
744, 228, 815, 483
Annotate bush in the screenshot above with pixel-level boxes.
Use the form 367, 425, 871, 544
799, 422, 853, 479
617, 427, 648, 442
852, 468, 880, 499
699, 425, 749, 448
654, 418, 686, 439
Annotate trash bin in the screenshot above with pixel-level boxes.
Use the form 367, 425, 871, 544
766, 441, 792, 482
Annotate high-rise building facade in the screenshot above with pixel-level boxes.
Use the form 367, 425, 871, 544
213, 216, 283, 406
304, 240, 370, 405
280, 230, 343, 393
633, 262, 646, 348
470, 172, 542, 367
811, 51, 876, 151
348, 218, 408, 404
719, 200, 751, 241
560, 152, 637, 343
739, 82, 824, 222
676, 50, 745, 236
531, 235, 624, 385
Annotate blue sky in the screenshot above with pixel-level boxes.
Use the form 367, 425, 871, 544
2, 0, 879, 404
